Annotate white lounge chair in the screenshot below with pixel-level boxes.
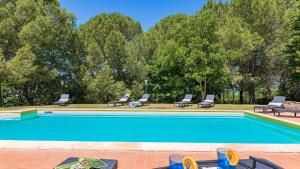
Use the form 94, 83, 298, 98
54, 94, 70, 106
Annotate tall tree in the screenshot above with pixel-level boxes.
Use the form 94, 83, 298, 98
104, 31, 127, 81
79, 13, 142, 102
5, 45, 38, 105
218, 17, 264, 104
0, 0, 81, 105
220, 0, 287, 103
148, 9, 229, 102
124, 36, 148, 85
284, 13, 300, 100
85, 65, 126, 103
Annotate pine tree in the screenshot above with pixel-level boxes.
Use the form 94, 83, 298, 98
285, 15, 300, 100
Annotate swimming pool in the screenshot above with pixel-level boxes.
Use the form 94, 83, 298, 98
0, 112, 300, 143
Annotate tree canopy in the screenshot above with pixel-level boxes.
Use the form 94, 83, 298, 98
0, 0, 299, 106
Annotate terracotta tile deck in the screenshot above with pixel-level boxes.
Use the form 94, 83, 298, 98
0, 149, 299, 169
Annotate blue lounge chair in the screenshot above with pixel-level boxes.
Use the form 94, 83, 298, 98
274, 108, 300, 117
138, 94, 150, 106
198, 94, 215, 108
174, 94, 193, 107
254, 96, 286, 113
129, 94, 150, 108
107, 95, 129, 106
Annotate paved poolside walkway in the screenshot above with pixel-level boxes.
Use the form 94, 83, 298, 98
0, 149, 298, 169
266, 112, 300, 124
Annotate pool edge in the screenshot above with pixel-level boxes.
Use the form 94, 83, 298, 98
0, 140, 299, 152
245, 111, 300, 130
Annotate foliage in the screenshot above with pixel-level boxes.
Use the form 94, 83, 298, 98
0, 0, 299, 106
79, 13, 142, 102
146, 10, 230, 102
218, 0, 290, 103
129, 81, 145, 100
0, 48, 6, 106
104, 30, 127, 80
85, 65, 126, 103
283, 12, 300, 100
0, 0, 80, 105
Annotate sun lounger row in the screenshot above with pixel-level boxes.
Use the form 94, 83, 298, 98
107, 94, 150, 107
53, 94, 150, 107
106, 93, 216, 108
54, 94, 299, 117
174, 94, 215, 108
54, 93, 216, 108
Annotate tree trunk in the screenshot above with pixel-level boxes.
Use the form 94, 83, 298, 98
248, 46, 259, 104
0, 83, 2, 107
23, 84, 34, 106
222, 92, 225, 103
248, 82, 255, 104
200, 78, 207, 101
239, 82, 244, 104
232, 87, 235, 103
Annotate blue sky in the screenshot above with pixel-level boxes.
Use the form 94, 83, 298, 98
60, 0, 208, 31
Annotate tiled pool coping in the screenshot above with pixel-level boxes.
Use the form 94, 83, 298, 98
0, 110, 300, 152
0, 140, 300, 152
245, 111, 300, 130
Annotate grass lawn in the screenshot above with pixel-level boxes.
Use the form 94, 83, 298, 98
0, 103, 256, 111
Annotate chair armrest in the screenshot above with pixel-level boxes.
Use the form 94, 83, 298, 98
249, 156, 284, 169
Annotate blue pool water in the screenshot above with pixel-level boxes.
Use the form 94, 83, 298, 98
0, 113, 300, 143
